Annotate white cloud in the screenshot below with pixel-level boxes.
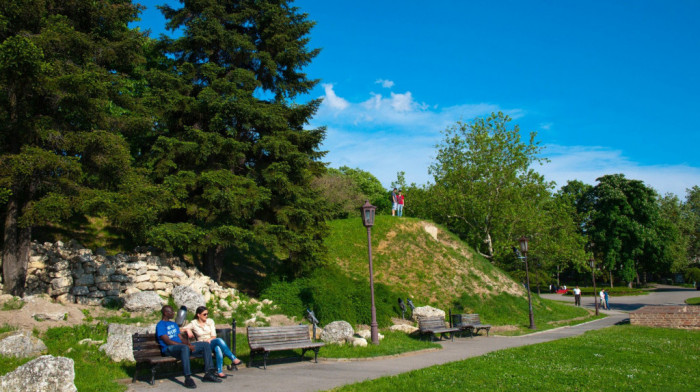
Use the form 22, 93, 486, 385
314, 84, 700, 196
321, 83, 349, 110
375, 79, 395, 88
313, 84, 520, 187
316, 85, 507, 133
541, 145, 700, 197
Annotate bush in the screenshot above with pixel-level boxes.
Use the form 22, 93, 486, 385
685, 267, 700, 284
262, 267, 400, 327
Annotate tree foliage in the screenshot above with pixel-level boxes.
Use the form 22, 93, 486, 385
428, 112, 549, 260
588, 174, 667, 286
0, 0, 146, 295
140, 0, 327, 280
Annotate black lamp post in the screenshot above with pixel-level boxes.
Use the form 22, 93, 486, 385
590, 257, 599, 316
519, 236, 536, 330
360, 200, 379, 345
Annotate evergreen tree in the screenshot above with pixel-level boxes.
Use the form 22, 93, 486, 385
0, 0, 146, 295
143, 0, 327, 280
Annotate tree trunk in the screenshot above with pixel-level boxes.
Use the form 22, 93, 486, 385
2, 196, 30, 296
483, 232, 494, 260
609, 270, 614, 288
204, 246, 224, 283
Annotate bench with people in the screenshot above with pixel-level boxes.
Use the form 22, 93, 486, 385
132, 305, 242, 389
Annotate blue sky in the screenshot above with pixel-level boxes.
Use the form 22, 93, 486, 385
134, 0, 700, 197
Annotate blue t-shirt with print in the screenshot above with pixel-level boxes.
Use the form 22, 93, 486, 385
156, 320, 182, 353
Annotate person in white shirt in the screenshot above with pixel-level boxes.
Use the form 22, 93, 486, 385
573, 286, 582, 306
599, 289, 607, 310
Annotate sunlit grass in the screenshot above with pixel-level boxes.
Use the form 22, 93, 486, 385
331, 325, 700, 392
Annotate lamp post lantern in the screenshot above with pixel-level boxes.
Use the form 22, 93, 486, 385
590, 257, 599, 316
518, 236, 536, 330
360, 201, 379, 345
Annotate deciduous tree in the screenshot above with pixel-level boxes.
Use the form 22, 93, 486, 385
428, 112, 548, 260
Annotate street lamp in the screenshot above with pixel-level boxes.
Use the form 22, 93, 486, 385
360, 200, 379, 345
589, 257, 599, 316
518, 236, 536, 330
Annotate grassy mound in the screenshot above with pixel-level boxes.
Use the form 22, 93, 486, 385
324, 216, 526, 307
263, 216, 591, 332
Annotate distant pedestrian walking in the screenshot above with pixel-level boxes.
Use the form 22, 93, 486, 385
604, 289, 609, 310
397, 190, 405, 217
573, 286, 581, 306
599, 289, 607, 310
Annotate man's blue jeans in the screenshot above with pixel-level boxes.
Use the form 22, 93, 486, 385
209, 338, 237, 373
397, 204, 404, 217
163, 342, 214, 377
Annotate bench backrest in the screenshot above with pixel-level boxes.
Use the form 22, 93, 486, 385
464, 314, 482, 324
132, 333, 163, 361
418, 317, 447, 331
247, 325, 311, 350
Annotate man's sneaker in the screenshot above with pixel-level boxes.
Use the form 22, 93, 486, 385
184, 376, 197, 389
202, 372, 222, 383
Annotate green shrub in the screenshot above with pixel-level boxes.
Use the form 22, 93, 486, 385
685, 267, 700, 284
1, 297, 24, 311
262, 267, 401, 327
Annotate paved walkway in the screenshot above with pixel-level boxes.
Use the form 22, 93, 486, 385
127, 286, 698, 392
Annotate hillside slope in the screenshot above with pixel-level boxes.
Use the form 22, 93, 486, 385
325, 216, 526, 309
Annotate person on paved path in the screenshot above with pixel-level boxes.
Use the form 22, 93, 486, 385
156, 305, 222, 389
604, 289, 610, 310
599, 289, 607, 310
573, 286, 581, 306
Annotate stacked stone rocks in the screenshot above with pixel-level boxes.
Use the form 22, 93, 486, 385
23, 240, 237, 306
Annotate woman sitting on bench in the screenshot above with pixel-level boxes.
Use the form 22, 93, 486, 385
186, 306, 242, 378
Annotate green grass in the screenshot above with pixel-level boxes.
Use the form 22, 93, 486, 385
331, 325, 700, 392
0, 323, 129, 392
686, 297, 700, 305
453, 292, 598, 335
319, 331, 440, 358
562, 286, 647, 296
1, 297, 24, 310
222, 330, 440, 367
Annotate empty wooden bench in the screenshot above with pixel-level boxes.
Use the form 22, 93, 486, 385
132, 324, 234, 385
247, 325, 324, 369
418, 317, 461, 341
463, 314, 491, 336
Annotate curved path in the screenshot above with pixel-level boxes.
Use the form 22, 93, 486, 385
127, 286, 697, 392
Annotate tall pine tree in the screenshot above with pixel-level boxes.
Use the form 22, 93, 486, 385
0, 0, 147, 295
143, 0, 327, 281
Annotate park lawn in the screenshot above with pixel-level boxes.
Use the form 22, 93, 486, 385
331, 325, 700, 392
319, 331, 441, 358
453, 292, 600, 335
686, 297, 700, 305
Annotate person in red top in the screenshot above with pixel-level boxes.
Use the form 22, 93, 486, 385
397, 190, 405, 217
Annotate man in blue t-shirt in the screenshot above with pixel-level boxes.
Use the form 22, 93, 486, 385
156, 305, 222, 388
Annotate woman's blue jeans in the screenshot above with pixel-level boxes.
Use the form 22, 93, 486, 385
209, 338, 236, 373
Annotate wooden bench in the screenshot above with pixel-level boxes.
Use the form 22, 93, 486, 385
132, 324, 234, 385
417, 317, 461, 341
247, 325, 324, 369
463, 314, 491, 336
